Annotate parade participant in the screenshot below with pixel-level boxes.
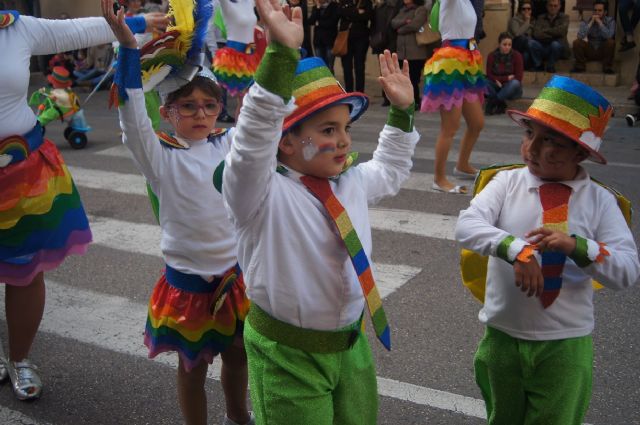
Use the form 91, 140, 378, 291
421, 0, 487, 194
103, 1, 252, 424
456, 76, 640, 424
0, 6, 164, 401
219, 0, 419, 422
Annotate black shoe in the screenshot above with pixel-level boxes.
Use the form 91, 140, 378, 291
217, 113, 235, 124
381, 99, 390, 107
619, 40, 636, 52
626, 113, 638, 127
603, 68, 615, 74
570, 67, 585, 73
545, 66, 556, 73
484, 100, 495, 115
494, 101, 507, 115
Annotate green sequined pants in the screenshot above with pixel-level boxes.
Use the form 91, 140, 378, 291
475, 326, 593, 425
244, 318, 378, 424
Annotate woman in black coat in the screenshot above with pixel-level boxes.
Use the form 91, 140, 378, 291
309, 0, 340, 73
337, 0, 373, 92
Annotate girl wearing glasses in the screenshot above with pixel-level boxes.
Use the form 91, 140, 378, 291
103, 0, 253, 423
508, 0, 535, 69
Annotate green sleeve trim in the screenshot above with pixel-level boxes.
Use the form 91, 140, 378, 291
386, 103, 415, 132
497, 235, 516, 264
254, 41, 300, 102
570, 235, 592, 268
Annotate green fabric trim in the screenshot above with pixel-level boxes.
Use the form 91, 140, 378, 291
213, 160, 225, 194
343, 230, 362, 257
254, 42, 300, 103
387, 104, 415, 132
496, 235, 516, 264
570, 235, 592, 268
146, 183, 160, 224
538, 87, 599, 118
247, 303, 361, 353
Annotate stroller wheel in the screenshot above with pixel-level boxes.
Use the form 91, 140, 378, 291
67, 131, 88, 150
64, 127, 73, 140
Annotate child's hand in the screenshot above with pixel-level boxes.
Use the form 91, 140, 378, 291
142, 12, 170, 33
526, 227, 577, 256
378, 50, 413, 110
101, 0, 137, 49
255, 0, 303, 49
513, 257, 544, 297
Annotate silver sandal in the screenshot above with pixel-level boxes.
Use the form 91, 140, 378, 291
7, 359, 42, 400
0, 358, 8, 383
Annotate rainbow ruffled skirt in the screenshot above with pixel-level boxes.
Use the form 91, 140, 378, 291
421, 45, 487, 113
144, 264, 250, 372
0, 129, 92, 286
212, 41, 263, 97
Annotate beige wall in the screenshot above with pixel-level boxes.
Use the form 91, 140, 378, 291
40, 0, 101, 19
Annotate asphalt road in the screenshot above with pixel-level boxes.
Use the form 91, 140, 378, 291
1, 86, 639, 425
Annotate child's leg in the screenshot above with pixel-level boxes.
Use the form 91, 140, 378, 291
220, 337, 251, 424
332, 334, 378, 425
244, 320, 335, 425
6, 273, 45, 362
474, 327, 527, 424
177, 358, 209, 425
522, 336, 593, 425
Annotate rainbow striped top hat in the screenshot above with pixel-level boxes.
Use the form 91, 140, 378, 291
508, 76, 612, 164
47, 66, 73, 89
283, 57, 369, 133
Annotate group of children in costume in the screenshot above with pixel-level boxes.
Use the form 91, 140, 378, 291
1, 0, 639, 424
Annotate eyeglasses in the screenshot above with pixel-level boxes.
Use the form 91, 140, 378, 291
169, 101, 220, 117
521, 6, 531, 10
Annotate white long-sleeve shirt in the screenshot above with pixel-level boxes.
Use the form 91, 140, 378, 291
119, 87, 238, 278
439, 0, 476, 41
0, 15, 116, 138
456, 167, 640, 340
223, 84, 419, 330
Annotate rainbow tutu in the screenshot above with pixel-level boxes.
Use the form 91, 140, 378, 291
421, 45, 487, 113
0, 130, 92, 286
144, 263, 250, 372
212, 41, 263, 96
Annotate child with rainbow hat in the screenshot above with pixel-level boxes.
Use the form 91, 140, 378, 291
219, 0, 419, 422
455, 75, 640, 424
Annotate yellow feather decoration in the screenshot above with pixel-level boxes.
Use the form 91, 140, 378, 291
167, 0, 196, 59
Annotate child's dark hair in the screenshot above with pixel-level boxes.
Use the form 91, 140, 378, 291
498, 32, 512, 43
164, 76, 222, 105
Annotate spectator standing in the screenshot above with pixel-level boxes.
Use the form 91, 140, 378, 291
309, 0, 340, 72
288, 0, 314, 56
391, 0, 431, 108
625, 50, 640, 125
508, 0, 534, 69
337, 0, 374, 93
485, 32, 524, 115
572, 0, 615, 73
530, 0, 569, 72
618, 0, 640, 51
370, 0, 403, 105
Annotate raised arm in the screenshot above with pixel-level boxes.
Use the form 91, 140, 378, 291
222, 0, 302, 226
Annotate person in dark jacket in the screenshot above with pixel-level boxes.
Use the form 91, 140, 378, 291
309, 0, 340, 73
288, 0, 314, 56
337, 0, 374, 92
370, 0, 403, 105
391, 0, 431, 108
485, 32, 524, 115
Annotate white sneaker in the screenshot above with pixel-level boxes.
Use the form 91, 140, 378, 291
625, 113, 637, 127
223, 412, 255, 425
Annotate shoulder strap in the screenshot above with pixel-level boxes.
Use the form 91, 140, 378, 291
460, 164, 633, 303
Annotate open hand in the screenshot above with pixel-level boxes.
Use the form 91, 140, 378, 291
255, 0, 303, 49
143, 12, 170, 33
526, 227, 576, 256
101, 0, 137, 49
513, 256, 544, 297
378, 50, 413, 109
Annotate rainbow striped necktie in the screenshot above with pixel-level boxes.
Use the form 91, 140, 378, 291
300, 175, 391, 350
538, 182, 572, 308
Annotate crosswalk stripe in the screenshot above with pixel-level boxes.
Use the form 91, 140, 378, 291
369, 208, 457, 240
0, 279, 486, 421
0, 407, 54, 425
87, 215, 422, 297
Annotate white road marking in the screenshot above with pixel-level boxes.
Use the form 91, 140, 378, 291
369, 208, 458, 241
